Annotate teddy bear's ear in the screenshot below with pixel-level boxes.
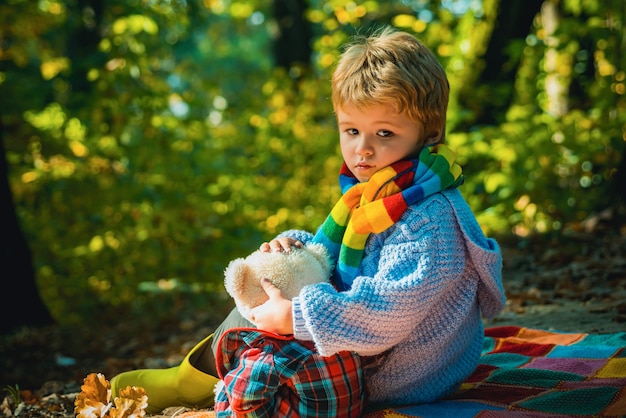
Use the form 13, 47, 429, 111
223, 258, 249, 299
305, 243, 334, 274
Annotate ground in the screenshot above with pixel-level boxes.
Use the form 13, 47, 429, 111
1, 228, 625, 417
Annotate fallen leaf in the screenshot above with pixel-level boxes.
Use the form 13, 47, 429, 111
109, 386, 148, 418
75, 373, 112, 418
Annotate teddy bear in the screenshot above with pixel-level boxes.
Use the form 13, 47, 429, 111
222, 242, 334, 323
214, 242, 365, 418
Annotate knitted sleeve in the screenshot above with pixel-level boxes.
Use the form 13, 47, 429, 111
276, 229, 315, 245
293, 194, 489, 357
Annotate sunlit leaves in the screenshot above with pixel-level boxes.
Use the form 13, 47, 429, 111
392, 14, 427, 33
229, 2, 255, 19
40, 57, 70, 80
23, 103, 66, 131
333, 2, 368, 25
112, 15, 158, 36
38, 0, 65, 15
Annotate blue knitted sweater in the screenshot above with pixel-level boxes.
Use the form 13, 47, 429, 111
281, 188, 505, 406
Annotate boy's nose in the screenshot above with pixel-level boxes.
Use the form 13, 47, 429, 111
355, 136, 374, 155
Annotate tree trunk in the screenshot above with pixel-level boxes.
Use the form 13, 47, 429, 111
472, 0, 544, 124
612, 142, 626, 213
0, 117, 55, 335
272, 0, 312, 75
66, 0, 106, 109
541, 0, 570, 117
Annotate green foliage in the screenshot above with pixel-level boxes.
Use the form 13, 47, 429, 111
2, 384, 20, 404
447, 0, 625, 235
1, 0, 624, 324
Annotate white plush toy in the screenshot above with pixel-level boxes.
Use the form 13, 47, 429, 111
223, 243, 333, 323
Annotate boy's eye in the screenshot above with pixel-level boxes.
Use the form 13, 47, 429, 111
377, 130, 393, 138
347, 128, 359, 135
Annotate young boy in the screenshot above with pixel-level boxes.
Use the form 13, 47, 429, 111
252, 26, 505, 407
111, 26, 505, 412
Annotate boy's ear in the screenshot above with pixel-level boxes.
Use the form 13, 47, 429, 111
424, 128, 444, 146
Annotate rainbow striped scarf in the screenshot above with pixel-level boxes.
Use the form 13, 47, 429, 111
312, 145, 464, 291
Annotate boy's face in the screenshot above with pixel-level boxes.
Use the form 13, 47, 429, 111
337, 103, 426, 182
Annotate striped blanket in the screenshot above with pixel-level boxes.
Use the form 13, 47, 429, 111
365, 326, 626, 417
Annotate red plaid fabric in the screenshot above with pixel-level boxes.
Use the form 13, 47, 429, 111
214, 328, 364, 417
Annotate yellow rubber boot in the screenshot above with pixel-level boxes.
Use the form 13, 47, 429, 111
110, 333, 219, 414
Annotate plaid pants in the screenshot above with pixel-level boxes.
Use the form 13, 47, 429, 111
214, 328, 364, 417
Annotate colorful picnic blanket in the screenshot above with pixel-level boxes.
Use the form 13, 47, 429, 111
365, 326, 626, 417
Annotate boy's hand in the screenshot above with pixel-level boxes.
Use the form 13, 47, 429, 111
259, 237, 303, 253
250, 278, 294, 335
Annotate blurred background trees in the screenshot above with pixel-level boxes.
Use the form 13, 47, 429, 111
1, 0, 624, 332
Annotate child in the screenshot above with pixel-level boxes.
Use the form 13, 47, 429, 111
111, 25, 505, 412
250, 25, 505, 407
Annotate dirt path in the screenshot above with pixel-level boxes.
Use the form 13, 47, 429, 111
486, 230, 626, 334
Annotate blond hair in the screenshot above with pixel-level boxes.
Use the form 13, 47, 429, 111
332, 26, 449, 141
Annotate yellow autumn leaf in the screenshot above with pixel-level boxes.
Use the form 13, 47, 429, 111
109, 386, 148, 418
74, 373, 148, 418
74, 373, 111, 418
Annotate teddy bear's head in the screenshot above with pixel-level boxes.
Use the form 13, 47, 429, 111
223, 243, 333, 323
